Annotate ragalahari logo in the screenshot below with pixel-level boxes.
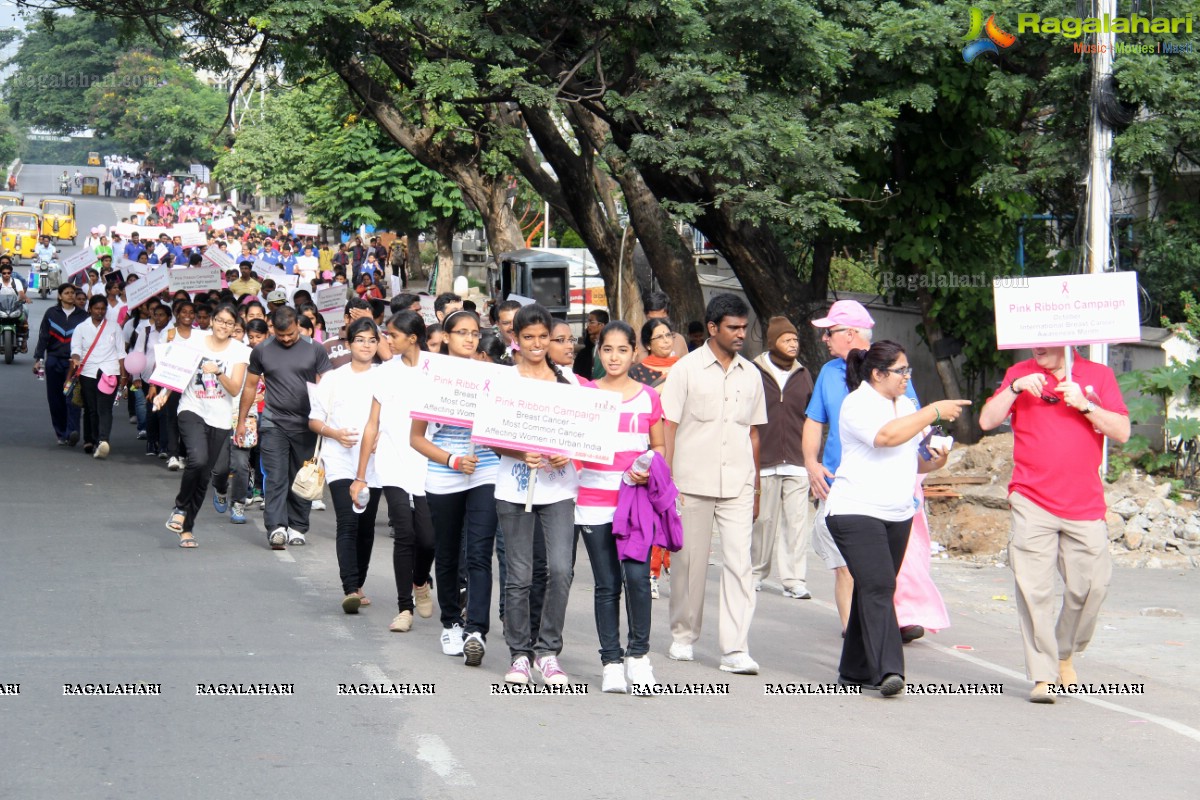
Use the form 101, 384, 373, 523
962, 8, 1017, 62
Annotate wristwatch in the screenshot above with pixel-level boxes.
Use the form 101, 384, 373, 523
1081, 401, 1096, 415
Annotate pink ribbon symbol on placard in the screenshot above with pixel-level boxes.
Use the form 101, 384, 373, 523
482, 379, 491, 395
1061, 281, 1069, 295
421, 358, 430, 373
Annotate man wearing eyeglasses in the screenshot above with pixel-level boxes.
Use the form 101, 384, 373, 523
804, 301, 922, 636
980, 346, 1129, 703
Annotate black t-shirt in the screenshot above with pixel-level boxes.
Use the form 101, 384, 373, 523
249, 337, 332, 432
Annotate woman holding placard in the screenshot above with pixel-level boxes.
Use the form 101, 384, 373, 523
155, 303, 250, 548
576, 321, 666, 693
409, 310, 500, 666
308, 318, 384, 612
353, 311, 438, 634
492, 303, 581, 686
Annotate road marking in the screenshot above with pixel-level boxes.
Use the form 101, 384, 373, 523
414, 733, 476, 787
808, 596, 1200, 744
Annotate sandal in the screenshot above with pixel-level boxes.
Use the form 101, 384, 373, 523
166, 508, 186, 534
177, 531, 197, 548
354, 591, 371, 607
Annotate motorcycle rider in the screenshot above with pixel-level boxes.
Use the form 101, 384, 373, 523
60, 170, 70, 194
0, 255, 32, 352
34, 235, 58, 266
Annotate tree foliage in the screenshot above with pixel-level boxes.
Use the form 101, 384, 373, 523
2, 11, 158, 134
215, 78, 478, 234
83, 52, 227, 169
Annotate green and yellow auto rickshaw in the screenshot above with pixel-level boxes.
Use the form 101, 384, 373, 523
0, 207, 42, 263
39, 198, 77, 245
81, 176, 100, 196
0, 191, 24, 209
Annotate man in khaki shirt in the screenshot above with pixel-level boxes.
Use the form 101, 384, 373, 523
661, 293, 768, 675
230, 261, 262, 299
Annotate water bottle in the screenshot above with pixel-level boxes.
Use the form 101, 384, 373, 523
623, 450, 655, 485
352, 486, 370, 514
35, 363, 45, 381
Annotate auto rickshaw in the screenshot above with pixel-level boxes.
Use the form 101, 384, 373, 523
0, 191, 24, 209
81, 176, 99, 196
87, 151, 101, 166
0, 207, 42, 263
38, 198, 77, 245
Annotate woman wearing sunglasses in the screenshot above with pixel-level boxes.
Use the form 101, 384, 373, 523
823, 341, 969, 697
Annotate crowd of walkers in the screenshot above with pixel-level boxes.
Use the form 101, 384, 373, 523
30, 210, 1130, 699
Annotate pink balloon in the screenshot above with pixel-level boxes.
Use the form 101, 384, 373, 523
124, 350, 147, 377
97, 224, 107, 234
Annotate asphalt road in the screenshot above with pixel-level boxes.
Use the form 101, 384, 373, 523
1, 164, 1198, 798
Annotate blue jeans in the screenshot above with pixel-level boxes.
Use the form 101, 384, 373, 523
131, 386, 147, 432
577, 523, 652, 664
497, 498, 576, 661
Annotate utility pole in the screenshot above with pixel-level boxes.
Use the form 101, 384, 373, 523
1085, 0, 1116, 370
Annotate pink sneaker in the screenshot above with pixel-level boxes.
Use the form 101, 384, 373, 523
535, 655, 568, 685
505, 656, 531, 685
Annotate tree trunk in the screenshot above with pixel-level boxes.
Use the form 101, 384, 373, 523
916, 287, 982, 443
432, 218, 455, 295
406, 228, 424, 289
616, 229, 644, 333
334, 59, 524, 276
570, 108, 706, 329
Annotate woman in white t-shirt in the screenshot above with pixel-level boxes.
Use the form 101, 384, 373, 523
408, 310, 500, 666
824, 341, 968, 697
308, 317, 382, 613
354, 311, 438, 634
492, 304, 582, 687
155, 303, 250, 548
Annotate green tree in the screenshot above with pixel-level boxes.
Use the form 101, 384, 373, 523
2, 11, 158, 133
84, 52, 227, 169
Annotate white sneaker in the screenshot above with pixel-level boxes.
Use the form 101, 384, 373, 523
782, 586, 812, 599
268, 527, 287, 550
311, 499, 326, 511
286, 528, 306, 546
462, 631, 485, 667
719, 652, 760, 675
649, 577, 659, 600
441, 624, 464, 656
602, 663, 628, 694
668, 642, 694, 662
754, 580, 763, 592
625, 655, 656, 690
93, 441, 110, 459
167, 456, 183, 471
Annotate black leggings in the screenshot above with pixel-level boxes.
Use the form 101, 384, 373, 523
383, 486, 436, 613
174, 410, 231, 533
826, 513, 912, 685
329, 478, 382, 595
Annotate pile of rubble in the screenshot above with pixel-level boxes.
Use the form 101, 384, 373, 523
925, 432, 1200, 569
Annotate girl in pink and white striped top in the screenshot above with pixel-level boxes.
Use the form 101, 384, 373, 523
575, 321, 665, 694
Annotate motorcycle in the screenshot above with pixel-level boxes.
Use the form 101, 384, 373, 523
59, 178, 70, 195
34, 259, 61, 299
0, 293, 24, 364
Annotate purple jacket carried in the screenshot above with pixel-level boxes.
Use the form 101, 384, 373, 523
612, 452, 684, 562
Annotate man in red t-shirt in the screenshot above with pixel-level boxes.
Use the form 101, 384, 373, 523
980, 346, 1130, 704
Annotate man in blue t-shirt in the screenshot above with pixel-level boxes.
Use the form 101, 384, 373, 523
803, 300, 920, 637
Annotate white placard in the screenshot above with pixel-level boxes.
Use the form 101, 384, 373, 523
210, 216, 234, 230
113, 223, 136, 238
128, 203, 141, 213
507, 293, 535, 306
324, 313, 346, 337
116, 255, 147, 277
125, 266, 170, 308
169, 222, 200, 235
409, 351, 510, 428
418, 295, 437, 325
273, 274, 300, 289
135, 225, 167, 241
169, 266, 222, 293
315, 285, 345, 313
202, 248, 235, 272
993, 272, 1141, 349
178, 231, 208, 247
60, 248, 97, 278
293, 222, 319, 236
255, 258, 285, 278
471, 371, 621, 463
147, 341, 203, 393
